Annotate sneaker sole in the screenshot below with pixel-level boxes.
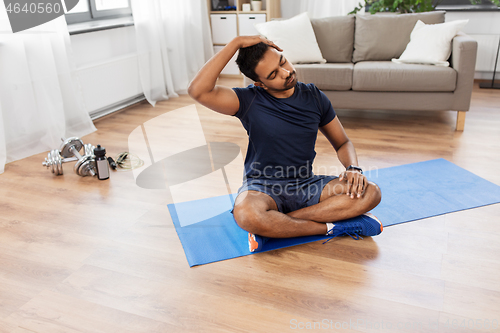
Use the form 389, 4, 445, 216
248, 233, 259, 252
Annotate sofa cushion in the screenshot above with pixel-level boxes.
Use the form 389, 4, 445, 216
393, 19, 469, 67
310, 16, 355, 63
255, 12, 326, 64
295, 63, 353, 91
352, 61, 457, 92
352, 11, 445, 63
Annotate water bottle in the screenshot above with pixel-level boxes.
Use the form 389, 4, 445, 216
94, 145, 110, 180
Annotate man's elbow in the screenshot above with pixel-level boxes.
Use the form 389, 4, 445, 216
187, 82, 200, 100
335, 139, 351, 152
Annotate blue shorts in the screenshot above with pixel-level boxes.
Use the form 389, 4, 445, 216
234, 175, 338, 214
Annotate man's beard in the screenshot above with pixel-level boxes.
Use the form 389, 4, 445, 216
264, 71, 297, 93
284, 71, 296, 90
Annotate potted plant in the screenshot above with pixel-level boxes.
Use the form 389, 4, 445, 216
251, 0, 262, 12
349, 0, 499, 14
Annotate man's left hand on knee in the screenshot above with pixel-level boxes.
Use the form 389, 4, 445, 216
339, 170, 366, 199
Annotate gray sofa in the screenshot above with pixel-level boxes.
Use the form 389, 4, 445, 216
244, 11, 477, 131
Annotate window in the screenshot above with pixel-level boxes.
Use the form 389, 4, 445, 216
65, 0, 132, 24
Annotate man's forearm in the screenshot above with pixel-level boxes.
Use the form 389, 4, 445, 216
188, 38, 241, 99
336, 140, 359, 169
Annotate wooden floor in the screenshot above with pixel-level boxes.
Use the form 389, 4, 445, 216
1, 79, 500, 333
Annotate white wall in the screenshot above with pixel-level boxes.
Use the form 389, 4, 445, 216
70, 26, 143, 116
280, 0, 302, 19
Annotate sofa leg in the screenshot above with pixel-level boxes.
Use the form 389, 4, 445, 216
456, 111, 466, 131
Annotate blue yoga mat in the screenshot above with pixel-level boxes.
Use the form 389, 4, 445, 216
167, 159, 500, 267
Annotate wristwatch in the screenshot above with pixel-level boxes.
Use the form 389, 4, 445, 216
346, 165, 363, 174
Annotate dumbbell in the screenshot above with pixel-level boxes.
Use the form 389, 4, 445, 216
42, 138, 96, 177
43, 150, 64, 175
43, 143, 96, 175
60, 137, 96, 177
79, 143, 96, 176
43, 149, 82, 175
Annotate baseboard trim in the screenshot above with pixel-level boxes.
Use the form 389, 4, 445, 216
90, 94, 146, 120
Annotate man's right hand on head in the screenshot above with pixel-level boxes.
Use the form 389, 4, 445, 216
236, 35, 282, 52
188, 35, 282, 117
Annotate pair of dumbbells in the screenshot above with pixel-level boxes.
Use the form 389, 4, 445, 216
42, 137, 96, 177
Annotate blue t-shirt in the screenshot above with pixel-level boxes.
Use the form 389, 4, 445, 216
232, 82, 336, 179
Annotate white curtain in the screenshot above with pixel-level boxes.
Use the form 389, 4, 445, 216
0, 8, 96, 174
131, 0, 213, 106
281, 0, 361, 19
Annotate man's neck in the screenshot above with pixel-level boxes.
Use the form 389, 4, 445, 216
266, 86, 295, 99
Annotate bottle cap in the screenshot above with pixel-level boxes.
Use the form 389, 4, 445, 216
94, 144, 106, 158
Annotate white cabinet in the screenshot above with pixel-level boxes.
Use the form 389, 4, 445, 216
238, 14, 266, 36
210, 14, 237, 44
214, 46, 240, 75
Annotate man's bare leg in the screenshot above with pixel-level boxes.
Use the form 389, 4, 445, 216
287, 178, 381, 222
233, 179, 381, 238
233, 191, 327, 238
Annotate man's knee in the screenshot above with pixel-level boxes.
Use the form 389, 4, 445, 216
365, 181, 382, 209
233, 202, 268, 235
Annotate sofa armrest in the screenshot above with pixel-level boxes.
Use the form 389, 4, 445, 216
451, 32, 478, 111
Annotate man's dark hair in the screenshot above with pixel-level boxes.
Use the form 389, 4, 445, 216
236, 42, 269, 82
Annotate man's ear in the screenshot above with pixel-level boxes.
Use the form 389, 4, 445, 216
253, 81, 267, 90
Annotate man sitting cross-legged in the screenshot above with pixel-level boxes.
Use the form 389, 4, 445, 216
188, 36, 382, 252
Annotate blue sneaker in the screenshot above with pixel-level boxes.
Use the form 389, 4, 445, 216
249, 233, 269, 252
324, 212, 383, 244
